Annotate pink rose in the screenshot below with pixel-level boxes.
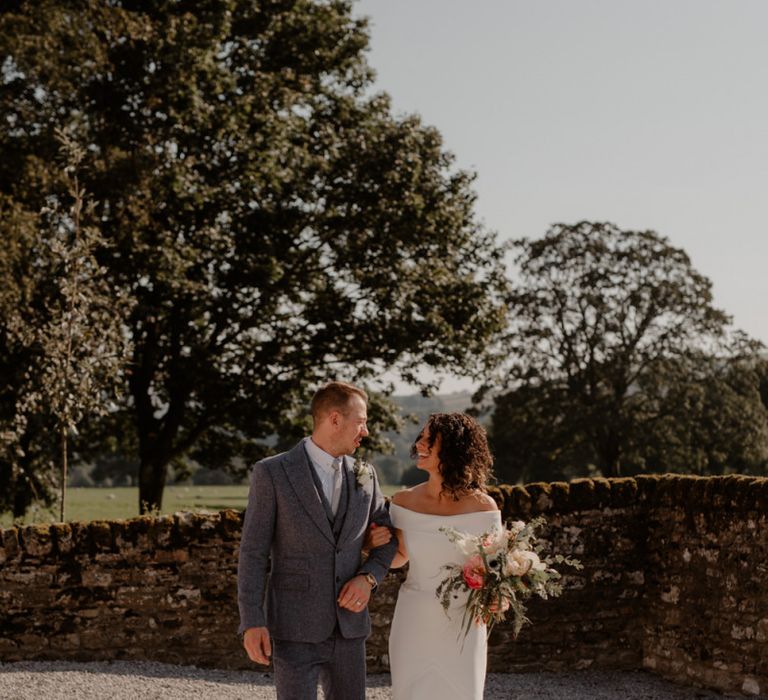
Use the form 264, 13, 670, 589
462, 554, 486, 590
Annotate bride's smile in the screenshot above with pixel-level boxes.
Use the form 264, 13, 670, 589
414, 431, 442, 472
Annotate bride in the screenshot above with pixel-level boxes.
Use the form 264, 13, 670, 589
368, 413, 500, 700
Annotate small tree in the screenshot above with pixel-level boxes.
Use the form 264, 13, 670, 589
9, 130, 132, 521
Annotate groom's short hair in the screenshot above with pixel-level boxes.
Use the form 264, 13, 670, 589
311, 381, 367, 422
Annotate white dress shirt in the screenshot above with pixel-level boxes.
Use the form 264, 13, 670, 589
304, 437, 344, 515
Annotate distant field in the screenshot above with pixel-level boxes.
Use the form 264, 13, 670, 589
1, 482, 403, 526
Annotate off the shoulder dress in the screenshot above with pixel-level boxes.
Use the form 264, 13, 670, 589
388, 502, 502, 700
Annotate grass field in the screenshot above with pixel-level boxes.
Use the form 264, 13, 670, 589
1, 482, 404, 527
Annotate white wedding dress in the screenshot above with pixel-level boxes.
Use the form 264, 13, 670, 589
388, 503, 502, 700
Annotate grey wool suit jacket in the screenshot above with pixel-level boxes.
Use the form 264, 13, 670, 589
237, 440, 398, 642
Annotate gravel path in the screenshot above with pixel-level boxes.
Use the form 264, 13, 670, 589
0, 660, 728, 699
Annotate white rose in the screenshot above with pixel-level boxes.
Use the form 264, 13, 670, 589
506, 521, 526, 542
520, 550, 547, 572
503, 549, 533, 577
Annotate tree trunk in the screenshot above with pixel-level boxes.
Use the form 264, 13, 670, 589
12, 481, 30, 520
598, 434, 622, 478
60, 424, 68, 522
606, 458, 621, 478
138, 453, 167, 514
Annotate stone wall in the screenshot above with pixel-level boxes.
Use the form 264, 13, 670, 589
491, 475, 768, 695
642, 476, 768, 696
1, 475, 766, 695
487, 477, 649, 674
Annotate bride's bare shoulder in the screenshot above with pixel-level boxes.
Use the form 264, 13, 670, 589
391, 484, 426, 508
467, 490, 498, 512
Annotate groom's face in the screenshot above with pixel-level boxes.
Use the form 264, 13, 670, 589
335, 395, 369, 455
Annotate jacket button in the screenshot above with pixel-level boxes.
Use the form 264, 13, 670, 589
336, 576, 341, 582
336, 548, 341, 554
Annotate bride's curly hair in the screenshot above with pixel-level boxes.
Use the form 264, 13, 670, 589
410, 413, 494, 501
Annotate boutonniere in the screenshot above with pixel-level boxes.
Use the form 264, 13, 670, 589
352, 459, 373, 489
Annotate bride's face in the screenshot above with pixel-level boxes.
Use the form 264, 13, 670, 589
414, 428, 442, 473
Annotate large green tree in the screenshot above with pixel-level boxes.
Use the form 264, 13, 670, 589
488, 221, 766, 481
1, 1, 508, 514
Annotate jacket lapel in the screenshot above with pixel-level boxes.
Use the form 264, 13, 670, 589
336, 457, 370, 546
281, 441, 335, 544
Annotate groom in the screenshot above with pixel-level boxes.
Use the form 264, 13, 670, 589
238, 381, 398, 699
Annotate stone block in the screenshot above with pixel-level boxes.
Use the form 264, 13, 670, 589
81, 569, 113, 587
590, 478, 612, 506
20, 524, 53, 557
51, 523, 73, 555
504, 485, 532, 517
217, 509, 244, 539
88, 521, 113, 551
150, 515, 175, 548
525, 482, 553, 513
69, 521, 94, 554
549, 481, 571, 510
742, 677, 762, 696
0, 637, 20, 651
610, 478, 638, 506
16, 633, 50, 650
1, 527, 21, 562
3, 569, 54, 586
155, 549, 189, 564
567, 479, 598, 510
49, 633, 80, 650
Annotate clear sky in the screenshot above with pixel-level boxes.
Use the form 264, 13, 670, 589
354, 0, 768, 393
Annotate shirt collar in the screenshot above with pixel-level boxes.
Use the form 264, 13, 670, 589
304, 437, 344, 475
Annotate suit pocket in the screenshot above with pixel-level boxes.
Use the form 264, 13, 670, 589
271, 573, 310, 592
281, 556, 309, 573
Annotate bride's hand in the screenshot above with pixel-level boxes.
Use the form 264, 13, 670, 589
363, 522, 392, 553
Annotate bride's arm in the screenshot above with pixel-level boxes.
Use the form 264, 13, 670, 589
362, 518, 409, 568
389, 527, 409, 569
387, 491, 409, 568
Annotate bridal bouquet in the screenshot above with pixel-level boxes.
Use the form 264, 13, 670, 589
436, 517, 582, 641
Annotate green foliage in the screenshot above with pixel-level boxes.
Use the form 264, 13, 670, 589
634, 354, 768, 475
1, 1, 508, 514
0, 131, 131, 518
488, 221, 768, 482
0, 192, 58, 517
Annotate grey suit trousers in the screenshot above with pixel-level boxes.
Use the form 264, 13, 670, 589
273, 633, 365, 700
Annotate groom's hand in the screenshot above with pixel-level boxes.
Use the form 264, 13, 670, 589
338, 574, 372, 612
243, 626, 272, 665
